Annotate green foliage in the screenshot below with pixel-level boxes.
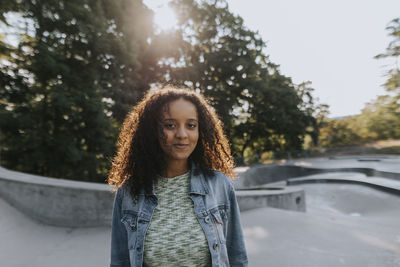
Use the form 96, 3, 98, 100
168, 0, 321, 163
319, 117, 361, 147
319, 96, 400, 147
319, 17, 400, 148
0, 0, 325, 178
358, 96, 400, 140
375, 17, 400, 94
0, 0, 160, 182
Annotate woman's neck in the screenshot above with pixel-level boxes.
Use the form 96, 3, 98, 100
164, 160, 189, 178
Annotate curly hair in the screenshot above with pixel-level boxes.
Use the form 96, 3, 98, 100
107, 87, 235, 196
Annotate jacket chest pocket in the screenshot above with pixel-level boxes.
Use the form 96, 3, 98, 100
121, 212, 138, 250
211, 207, 228, 244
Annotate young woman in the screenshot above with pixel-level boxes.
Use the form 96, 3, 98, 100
108, 88, 248, 267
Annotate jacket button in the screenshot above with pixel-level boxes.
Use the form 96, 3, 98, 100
130, 221, 136, 230
213, 243, 219, 250
204, 216, 210, 223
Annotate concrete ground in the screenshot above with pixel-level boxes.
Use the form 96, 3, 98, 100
244, 183, 400, 267
0, 197, 110, 267
2, 155, 400, 266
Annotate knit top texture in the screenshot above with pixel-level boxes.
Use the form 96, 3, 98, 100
143, 171, 211, 266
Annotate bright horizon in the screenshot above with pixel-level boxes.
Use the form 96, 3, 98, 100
147, 0, 400, 118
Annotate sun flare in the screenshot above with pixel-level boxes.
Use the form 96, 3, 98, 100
153, 4, 178, 31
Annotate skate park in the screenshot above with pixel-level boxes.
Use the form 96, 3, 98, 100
2, 0, 400, 266
1, 154, 400, 266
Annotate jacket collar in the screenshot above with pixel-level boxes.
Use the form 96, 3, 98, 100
144, 161, 209, 196
189, 161, 209, 195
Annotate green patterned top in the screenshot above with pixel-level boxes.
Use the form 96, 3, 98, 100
143, 171, 211, 267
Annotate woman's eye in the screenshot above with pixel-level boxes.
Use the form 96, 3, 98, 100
188, 123, 197, 128
164, 123, 175, 129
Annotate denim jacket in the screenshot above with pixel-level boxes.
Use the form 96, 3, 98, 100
110, 164, 248, 267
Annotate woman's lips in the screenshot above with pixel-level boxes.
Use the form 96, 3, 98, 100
173, 144, 189, 149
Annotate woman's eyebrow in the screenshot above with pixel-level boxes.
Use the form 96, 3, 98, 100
162, 118, 175, 121
163, 118, 198, 121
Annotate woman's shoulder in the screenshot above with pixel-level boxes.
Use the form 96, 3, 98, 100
209, 169, 232, 181
114, 182, 132, 201
205, 169, 235, 192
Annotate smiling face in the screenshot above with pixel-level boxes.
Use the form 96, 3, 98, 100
159, 98, 199, 168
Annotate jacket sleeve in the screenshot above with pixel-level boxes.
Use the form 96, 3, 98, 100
226, 182, 249, 267
110, 188, 131, 267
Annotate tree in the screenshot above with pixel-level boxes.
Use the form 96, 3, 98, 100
319, 117, 361, 147
295, 81, 329, 147
319, 17, 400, 148
363, 17, 400, 141
357, 96, 400, 140
0, 0, 159, 182
167, 0, 319, 162
376, 17, 400, 95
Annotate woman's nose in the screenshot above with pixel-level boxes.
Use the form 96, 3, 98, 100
176, 125, 188, 138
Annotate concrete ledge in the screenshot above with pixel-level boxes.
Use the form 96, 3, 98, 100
236, 187, 305, 212
287, 177, 400, 196
237, 164, 400, 188
0, 164, 307, 227
3, 160, 399, 227
236, 162, 400, 212
0, 167, 114, 227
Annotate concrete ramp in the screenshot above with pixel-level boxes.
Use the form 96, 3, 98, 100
303, 183, 400, 220
243, 183, 400, 267
0, 197, 110, 267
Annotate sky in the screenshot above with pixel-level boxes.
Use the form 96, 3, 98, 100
227, 0, 400, 118
146, 0, 400, 118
